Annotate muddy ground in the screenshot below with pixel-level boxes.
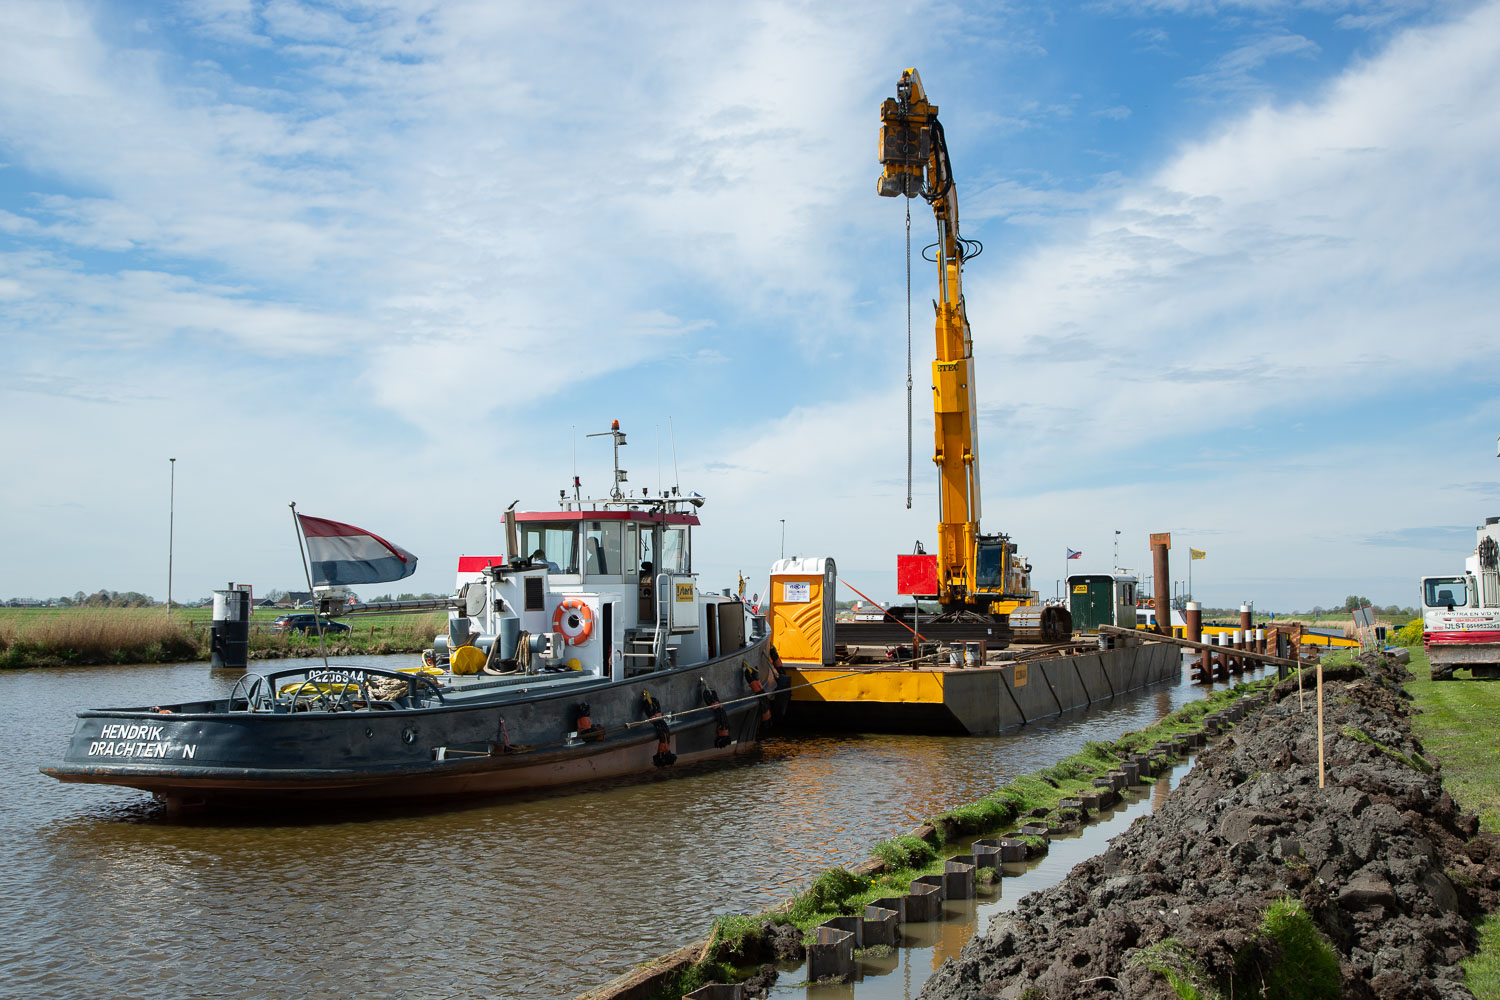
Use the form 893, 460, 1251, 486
920, 654, 1500, 1000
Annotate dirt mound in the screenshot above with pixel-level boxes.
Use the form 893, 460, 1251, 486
920, 653, 1500, 1000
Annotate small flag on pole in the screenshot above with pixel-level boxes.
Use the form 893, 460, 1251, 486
1066, 548, 1082, 560
1190, 548, 1207, 560
298, 515, 418, 586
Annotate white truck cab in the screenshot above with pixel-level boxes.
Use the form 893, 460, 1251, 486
1421, 515, 1500, 679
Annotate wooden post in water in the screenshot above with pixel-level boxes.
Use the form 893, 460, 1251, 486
1316, 660, 1326, 788
1185, 602, 1206, 683
1150, 533, 1171, 637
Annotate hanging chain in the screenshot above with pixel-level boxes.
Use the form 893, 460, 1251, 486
905, 198, 913, 510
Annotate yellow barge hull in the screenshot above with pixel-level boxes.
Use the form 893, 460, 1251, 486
783, 640, 1183, 735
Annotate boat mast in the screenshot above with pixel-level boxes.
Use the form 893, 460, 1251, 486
585, 420, 629, 500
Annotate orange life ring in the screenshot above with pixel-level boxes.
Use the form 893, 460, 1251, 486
552, 598, 595, 646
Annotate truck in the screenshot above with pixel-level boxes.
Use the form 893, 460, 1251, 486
1421, 514, 1500, 679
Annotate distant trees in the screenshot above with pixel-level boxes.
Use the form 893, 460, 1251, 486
1292, 600, 1417, 620
80, 590, 156, 608
6, 587, 456, 608
356, 593, 446, 602
36, 590, 159, 608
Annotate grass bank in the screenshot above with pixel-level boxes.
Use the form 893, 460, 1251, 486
0, 607, 444, 668
638, 677, 1273, 999
1405, 644, 1500, 999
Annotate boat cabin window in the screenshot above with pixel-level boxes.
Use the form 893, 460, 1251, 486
521, 524, 577, 573
1424, 577, 1468, 608
584, 521, 623, 575
662, 526, 691, 573
638, 527, 655, 577
622, 524, 639, 578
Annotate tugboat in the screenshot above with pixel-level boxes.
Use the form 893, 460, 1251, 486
41, 422, 775, 811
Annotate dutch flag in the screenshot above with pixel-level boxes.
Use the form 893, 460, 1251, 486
298, 515, 419, 587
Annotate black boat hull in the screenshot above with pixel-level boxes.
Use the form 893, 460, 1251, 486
42, 637, 774, 809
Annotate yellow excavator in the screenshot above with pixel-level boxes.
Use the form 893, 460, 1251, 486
879, 68, 1036, 629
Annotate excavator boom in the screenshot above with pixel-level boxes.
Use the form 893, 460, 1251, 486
879, 68, 1029, 611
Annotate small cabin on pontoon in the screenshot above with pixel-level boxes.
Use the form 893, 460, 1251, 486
1067, 573, 1138, 633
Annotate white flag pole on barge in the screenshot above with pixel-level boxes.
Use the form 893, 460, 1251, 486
289, 501, 331, 671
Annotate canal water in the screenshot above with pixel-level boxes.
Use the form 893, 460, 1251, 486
1, 655, 1257, 999
773, 750, 1191, 1000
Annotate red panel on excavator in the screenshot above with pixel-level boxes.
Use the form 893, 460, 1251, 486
897, 554, 940, 596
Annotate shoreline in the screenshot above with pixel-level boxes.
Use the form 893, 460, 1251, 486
579, 674, 1273, 1000
922, 650, 1500, 999
0, 640, 433, 669
582, 649, 1500, 1000
0, 608, 442, 668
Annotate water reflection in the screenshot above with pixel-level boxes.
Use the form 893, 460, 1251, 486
4, 656, 1268, 999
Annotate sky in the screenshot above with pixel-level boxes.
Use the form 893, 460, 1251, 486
2, 0, 1498, 612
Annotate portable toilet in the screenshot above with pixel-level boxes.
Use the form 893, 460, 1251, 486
767, 557, 837, 666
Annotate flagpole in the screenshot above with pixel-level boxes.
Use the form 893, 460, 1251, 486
290, 502, 330, 671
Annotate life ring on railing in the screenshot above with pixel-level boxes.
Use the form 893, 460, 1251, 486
552, 598, 594, 646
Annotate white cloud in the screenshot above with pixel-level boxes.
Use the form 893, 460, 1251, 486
702, 0, 1500, 608
1180, 29, 1321, 95
1, 0, 1495, 610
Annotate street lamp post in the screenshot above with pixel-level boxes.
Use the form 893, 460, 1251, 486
167, 458, 176, 619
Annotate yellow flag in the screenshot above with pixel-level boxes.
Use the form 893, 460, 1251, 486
1190, 548, 1207, 560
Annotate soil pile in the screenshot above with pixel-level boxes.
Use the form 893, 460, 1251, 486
920, 653, 1500, 1000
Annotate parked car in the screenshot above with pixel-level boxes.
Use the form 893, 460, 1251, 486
270, 613, 351, 636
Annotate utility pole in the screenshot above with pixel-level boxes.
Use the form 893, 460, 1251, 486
167, 457, 176, 620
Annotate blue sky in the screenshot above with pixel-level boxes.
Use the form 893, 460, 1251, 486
2, 0, 1497, 612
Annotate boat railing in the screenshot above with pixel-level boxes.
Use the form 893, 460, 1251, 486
229, 665, 448, 714
653, 571, 670, 668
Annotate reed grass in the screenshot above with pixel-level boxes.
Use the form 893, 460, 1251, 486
0, 608, 445, 668
0, 609, 200, 668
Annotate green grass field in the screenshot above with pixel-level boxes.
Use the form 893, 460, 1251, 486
1404, 645, 1500, 998
0, 605, 445, 667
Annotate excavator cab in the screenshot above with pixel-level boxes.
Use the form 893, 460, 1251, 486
974, 537, 1008, 590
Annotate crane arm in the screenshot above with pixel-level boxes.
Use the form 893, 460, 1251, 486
878, 69, 985, 607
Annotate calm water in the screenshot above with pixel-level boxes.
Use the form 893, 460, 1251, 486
776, 749, 1192, 1000
0, 654, 1259, 999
